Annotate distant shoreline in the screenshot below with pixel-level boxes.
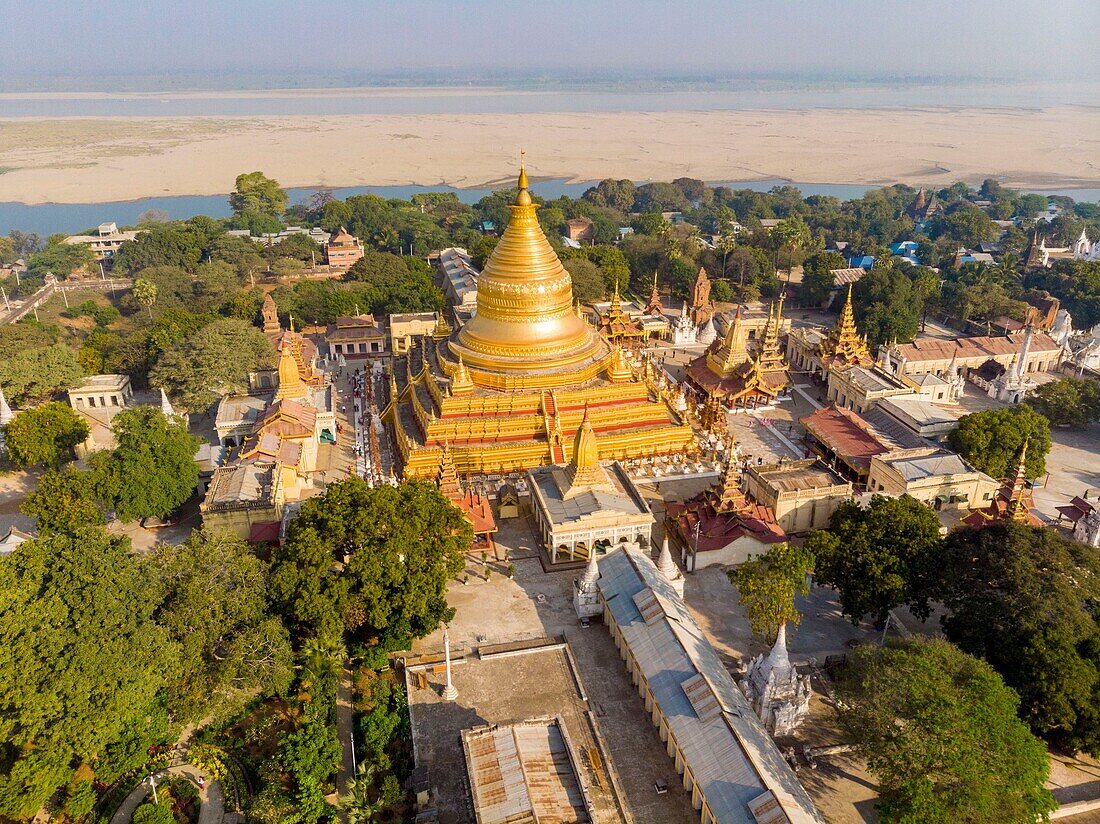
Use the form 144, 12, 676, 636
1, 106, 1098, 205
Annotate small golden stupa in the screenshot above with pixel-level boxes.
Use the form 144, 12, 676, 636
385, 163, 694, 478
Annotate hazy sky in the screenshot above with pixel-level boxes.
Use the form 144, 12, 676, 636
2, 0, 1098, 86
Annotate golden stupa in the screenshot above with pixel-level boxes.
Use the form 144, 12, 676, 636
385, 164, 694, 478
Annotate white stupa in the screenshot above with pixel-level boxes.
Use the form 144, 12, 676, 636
696, 315, 718, 346
672, 302, 698, 345
740, 622, 812, 737
0, 386, 12, 427
656, 536, 685, 598
573, 548, 603, 619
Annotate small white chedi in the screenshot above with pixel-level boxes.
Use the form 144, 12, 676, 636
740, 622, 812, 737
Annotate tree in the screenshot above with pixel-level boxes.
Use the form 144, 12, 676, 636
150, 529, 293, 721
26, 241, 95, 279
230, 171, 288, 220
583, 178, 636, 212
4, 402, 89, 469
97, 406, 200, 522
149, 318, 276, 411
269, 479, 470, 645
852, 264, 922, 346
805, 496, 943, 625
1026, 377, 1100, 428
948, 405, 1051, 480
801, 251, 846, 306
728, 543, 813, 642
131, 277, 158, 320
563, 258, 606, 304
772, 214, 812, 274
0, 343, 84, 406
133, 804, 175, 824
935, 522, 1100, 754
20, 466, 105, 534
0, 528, 179, 817
835, 637, 1055, 824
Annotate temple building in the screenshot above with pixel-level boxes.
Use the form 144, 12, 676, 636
203, 319, 336, 541
384, 166, 694, 479
876, 329, 1062, 382
959, 440, 1044, 528
664, 446, 786, 570
595, 283, 646, 346
741, 459, 852, 534
323, 226, 364, 269
685, 299, 791, 409
786, 285, 874, 381
527, 407, 654, 564
690, 266, 712, 325
595, 545, 824, 823
435, 444, 497, 550
644, 272, 664, 316
672, 302, 699, 345
324, 313, 386, 358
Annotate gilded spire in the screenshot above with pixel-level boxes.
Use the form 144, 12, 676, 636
708, 305, 750, 374
516, 155, 532, 206
437, 442, 462, 498
451, 354, 473, 394
1006, 438, 1031, 522
275, 337, 308, 401
819, 282, 872, 371
562, 402, 613, 494
449, 158, 610, 388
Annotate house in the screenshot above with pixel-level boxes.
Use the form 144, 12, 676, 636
564, 216, 595, 243
324, 314, 386, 358
849, 255, 874, 270
741, 459, 852, 534
389, 312, 439, 355
889, 241, 921, 266
322, 227, 364, 269
866, 447, 998, 510
63, 222, 143, 264
436, 247, 479, 309
0, 526, 34, 555
67, 374, 180, 453
952, 248, 994, 268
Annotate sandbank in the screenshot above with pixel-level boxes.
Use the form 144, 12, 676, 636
0, 106, 1098, 204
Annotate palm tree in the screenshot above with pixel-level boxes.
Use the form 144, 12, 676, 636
342, 763, 384, 824
773, 216, 812, 277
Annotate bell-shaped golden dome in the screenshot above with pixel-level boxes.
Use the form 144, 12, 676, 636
450, 164, 609, 389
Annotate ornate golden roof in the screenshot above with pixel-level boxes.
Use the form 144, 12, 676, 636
275, 337, 308, 401
819, 284, 873, 370
562, 403, 615, 496
450, 165, 610, 388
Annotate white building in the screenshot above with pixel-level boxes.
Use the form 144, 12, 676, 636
63, 223, 143, 263
740, 624, 812, 737
596, 545, 824, 823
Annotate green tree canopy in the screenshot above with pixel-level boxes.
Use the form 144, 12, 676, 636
563, 258, 607, 304
150, 529, 293, 721
800, 251, 847, 306
269, 479, 470, 646
149, 317, 276, 411
26, 240, 96, 279
4, 402, 89, 469
805, 495, 943, 624
934, 522, 1100, 754
0, 343, 84, 407
948, 405, 1051, 480
728, 543, 813, 642
98, 406, 200, 521
1026, 377, 1100, 428
0, 528, 179, 817
20, 465, 105, 534
836, 637, 1055, 824
230, 171, 289, 219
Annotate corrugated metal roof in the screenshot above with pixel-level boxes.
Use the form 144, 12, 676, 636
597, 547, 823, 823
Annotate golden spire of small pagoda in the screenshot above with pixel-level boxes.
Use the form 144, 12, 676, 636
436, 442, 462, 499
275, 336, 308, 401
1005, 438, 1031, 523
563, 403, 613, 494
450, 354, 473, 394
607, 344, 633, 383
433, 312, 452, 341
819, 283, 872, 370
709, 305, 750, 373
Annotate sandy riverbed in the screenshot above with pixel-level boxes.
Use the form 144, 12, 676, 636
1, 106, 1098, 203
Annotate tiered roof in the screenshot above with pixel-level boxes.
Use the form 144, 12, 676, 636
960, 440, 1043, 528
818, 284, 873, 371
665, 451, 785, 553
